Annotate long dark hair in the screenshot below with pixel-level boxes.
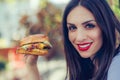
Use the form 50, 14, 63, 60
62, 0, 120, 80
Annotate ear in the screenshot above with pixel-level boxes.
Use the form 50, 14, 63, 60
115, 29, 120, 48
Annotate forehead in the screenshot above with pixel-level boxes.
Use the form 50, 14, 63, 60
67, 6, 95, 23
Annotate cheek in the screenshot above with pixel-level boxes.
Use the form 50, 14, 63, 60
92, 30, 103, 46
68, 32, 75, 43
92, 32, 101, 39
98, 33, 103, 46
94, 31, 102, 41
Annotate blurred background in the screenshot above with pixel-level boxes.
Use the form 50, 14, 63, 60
0, 0, 119, 80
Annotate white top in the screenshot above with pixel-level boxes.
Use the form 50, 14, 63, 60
107, 52, 120, 80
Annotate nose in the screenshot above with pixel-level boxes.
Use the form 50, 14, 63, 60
75, 29, 87, 43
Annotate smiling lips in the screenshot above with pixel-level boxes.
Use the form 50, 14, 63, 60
78, 42, 92, 51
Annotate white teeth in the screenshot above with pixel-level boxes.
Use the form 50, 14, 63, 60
79, 44, 90, 48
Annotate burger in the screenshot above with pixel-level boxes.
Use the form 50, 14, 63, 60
16, 34, 52, 56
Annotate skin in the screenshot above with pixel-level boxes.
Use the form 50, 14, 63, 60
23, 54, 41, 80
67, 6, 103, 59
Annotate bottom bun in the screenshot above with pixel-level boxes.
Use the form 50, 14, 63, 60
17, 48, 48, 56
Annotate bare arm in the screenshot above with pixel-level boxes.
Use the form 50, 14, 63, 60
24, 54, 42, 80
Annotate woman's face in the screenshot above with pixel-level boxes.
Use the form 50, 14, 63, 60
67, 6, 103, 58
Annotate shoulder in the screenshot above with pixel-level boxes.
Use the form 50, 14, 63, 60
110, 52, 120, 65
107, 52, 120, 80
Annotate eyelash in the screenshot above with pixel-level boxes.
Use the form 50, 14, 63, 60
68, 25, 77, 31
85, 23, 95, 29
67, 23, 95, 31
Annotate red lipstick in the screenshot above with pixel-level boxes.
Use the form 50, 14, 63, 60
78, 42, 92, 51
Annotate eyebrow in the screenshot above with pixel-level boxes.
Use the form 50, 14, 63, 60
81, 20, 95, 25
67, 23, 74, 25
67, 20, 95, 26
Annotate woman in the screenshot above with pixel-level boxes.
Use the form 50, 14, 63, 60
24, 0, 120, 80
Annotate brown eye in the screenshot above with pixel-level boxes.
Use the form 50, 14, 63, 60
68, 25, 77, 31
